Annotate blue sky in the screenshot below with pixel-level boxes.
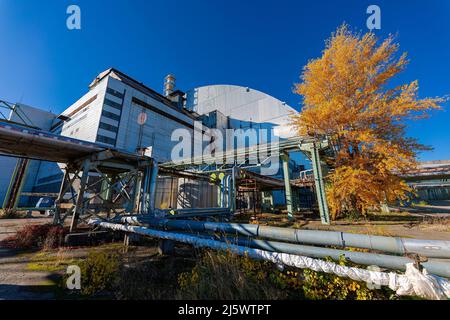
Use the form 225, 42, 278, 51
0, 0, 449, 160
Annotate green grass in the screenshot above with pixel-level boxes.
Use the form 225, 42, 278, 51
26, 250, 82, 272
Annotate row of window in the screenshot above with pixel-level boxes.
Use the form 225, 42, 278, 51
96, 87, 125, 146
106, 87, 125, 99
62, 114, 88, 132
101, 110, 121, 122
99, 122, 119, 133
96, 134, 117, 145
104, 98, 122, 111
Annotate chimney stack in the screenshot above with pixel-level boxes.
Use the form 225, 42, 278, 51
164, 74, 176, 97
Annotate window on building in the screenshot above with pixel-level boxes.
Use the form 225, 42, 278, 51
104, 98, 122, 111
106, 87, 125, 99
99, 122, 119, 133
101, 110, 121, 121
96, 134, 116, 146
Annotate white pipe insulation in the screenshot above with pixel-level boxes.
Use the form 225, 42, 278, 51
88, 219, 450, 300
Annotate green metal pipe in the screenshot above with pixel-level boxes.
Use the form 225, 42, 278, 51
118, 216, 450, 259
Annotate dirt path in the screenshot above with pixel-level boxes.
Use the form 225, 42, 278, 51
0, 248, 55, 300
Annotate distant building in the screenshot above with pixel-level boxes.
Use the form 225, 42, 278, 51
404, 160, 450, 201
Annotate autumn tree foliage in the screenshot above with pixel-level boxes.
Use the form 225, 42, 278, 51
292, 25, 443, 219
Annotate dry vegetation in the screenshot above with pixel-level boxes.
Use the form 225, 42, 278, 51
0, 223, 67, 250
54, 246, 398, 300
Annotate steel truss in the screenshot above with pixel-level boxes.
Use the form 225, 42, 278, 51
160, 137, 331, 224
53, 150, 157, 232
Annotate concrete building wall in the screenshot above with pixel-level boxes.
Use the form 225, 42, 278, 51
30, 70, 203, 204
109, 77, 197, 162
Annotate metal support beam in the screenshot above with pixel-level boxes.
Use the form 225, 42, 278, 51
100, 174, 114, 218
310, 143, 330, 225
148, 161, 158, 215
2, 158, 29, 209
53, 169, 69, 225
230, 167, 236, 213
218, 179, 224, 208
132, 172, 143, 214
70, 159, 91, 232
281, 153, 294, 220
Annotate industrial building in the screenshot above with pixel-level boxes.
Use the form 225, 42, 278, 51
1, 68, 448, 217
0, 68, 308, 212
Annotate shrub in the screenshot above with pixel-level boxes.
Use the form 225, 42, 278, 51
79, 250, 121, 296
177, 250, 290, 300
0, 224, 66, 250
42, 226, 67, 250
177, 250, 394, 300
115, 255, 193, 300
60, 248, 396, 300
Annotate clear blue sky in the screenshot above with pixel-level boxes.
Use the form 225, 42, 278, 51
0, 0, 449, 161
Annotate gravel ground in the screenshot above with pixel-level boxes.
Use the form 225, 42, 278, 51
0, 248, 55, 300
0, 208, 448, 300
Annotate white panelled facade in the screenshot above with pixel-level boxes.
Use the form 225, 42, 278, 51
30, 69, 200, 204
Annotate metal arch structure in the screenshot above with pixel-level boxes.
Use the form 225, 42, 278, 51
0, 120, 158, 232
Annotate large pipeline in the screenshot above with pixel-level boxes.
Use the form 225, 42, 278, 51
196, 233, 450, 277
89, 219, 450, 280
117, 216, 450, 259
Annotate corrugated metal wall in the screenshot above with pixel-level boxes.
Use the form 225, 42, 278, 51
155, 176, 218, 209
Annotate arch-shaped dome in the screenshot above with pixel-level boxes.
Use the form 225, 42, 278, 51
184, 85, 297, 129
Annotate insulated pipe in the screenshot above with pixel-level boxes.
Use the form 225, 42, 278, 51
217, 236, 450, 277
89, 219, 450, 278
118, 216, 450, 259
164, 211, 231, 220
158, 207, 229, 213
154, 207, 231, 219
176, 231, 450, 278
140, 165, 150, 214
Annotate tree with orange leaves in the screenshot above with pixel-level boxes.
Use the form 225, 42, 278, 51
292, 25, 444, 219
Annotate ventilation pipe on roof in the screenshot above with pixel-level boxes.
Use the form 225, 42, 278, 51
164, 74, 176, 97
